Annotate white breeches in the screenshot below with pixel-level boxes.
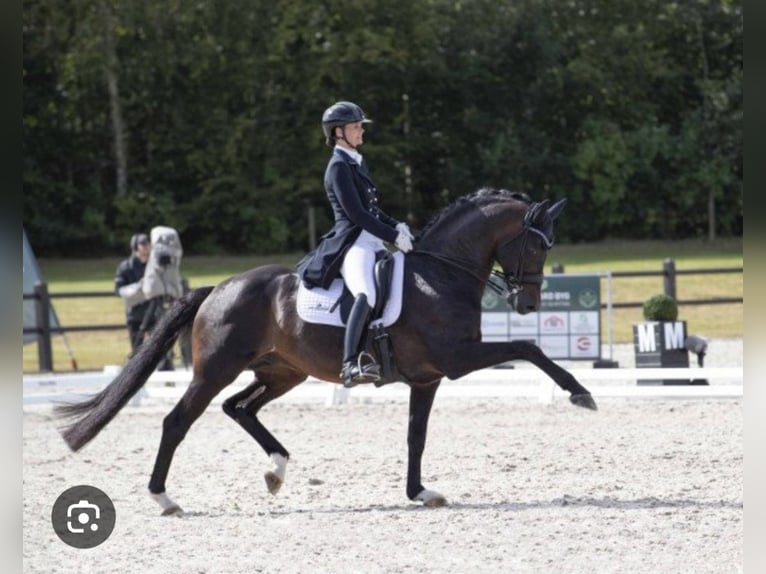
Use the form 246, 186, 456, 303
341, 230, 385, 309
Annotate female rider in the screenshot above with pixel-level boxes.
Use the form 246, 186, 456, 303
298, 101, 414, 387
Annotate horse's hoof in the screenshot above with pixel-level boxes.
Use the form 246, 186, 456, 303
150, 491, 183, 516
161, 504, 183, 517
414, 489, 448, 507
570, 393, 598, 411
264, 470, 283, 495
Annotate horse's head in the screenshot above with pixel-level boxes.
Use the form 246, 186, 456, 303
494, 198, 567, 314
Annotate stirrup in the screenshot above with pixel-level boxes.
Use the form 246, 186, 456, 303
341, 352, 381, 388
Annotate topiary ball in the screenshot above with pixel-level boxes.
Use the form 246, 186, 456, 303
642, 294, 679, 321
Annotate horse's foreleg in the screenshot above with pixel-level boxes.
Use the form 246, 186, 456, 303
222, 369, 306, 496
443, 340, 597, 410
406, 380, 447, 507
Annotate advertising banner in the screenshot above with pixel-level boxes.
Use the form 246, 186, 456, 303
480, 274, 601, 360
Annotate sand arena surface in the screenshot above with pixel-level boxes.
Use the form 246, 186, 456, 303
23, 392, 742, 574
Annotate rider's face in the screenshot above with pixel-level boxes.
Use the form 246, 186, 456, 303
337, 121, 364, 148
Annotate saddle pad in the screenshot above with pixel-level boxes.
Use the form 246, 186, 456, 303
296, 251, 405, 328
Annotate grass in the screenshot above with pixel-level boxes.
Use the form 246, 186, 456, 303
23, 238, 743, 373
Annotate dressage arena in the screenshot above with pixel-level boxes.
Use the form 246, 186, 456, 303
23, 341, 742, 573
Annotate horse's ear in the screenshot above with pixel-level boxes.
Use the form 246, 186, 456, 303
527, 199, 549, 226
547, 198, 568, 221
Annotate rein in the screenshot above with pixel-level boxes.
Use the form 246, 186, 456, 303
410, 250, 506, 296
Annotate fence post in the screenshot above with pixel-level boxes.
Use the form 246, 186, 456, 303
34, 282, 53, 372
663, 258, 677, 300
306, 202, 317, 251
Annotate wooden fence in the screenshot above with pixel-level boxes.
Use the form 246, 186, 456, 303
23, 259, 743, 372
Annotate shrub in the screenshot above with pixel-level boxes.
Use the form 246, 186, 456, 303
642, 294, 679, 321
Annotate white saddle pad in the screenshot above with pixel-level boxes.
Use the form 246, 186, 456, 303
296, 251, 405, 328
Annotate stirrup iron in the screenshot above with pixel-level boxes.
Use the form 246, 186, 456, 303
342, 352, 381, 388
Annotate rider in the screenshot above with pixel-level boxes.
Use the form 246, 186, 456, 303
298, 101, 414, 388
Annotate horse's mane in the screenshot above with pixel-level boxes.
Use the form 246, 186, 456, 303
417, 187, 531, 240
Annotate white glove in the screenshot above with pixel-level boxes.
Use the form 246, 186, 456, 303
394, 232, 413, 253
396, 222, 414, 241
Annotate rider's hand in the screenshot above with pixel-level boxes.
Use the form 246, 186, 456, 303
394, 232, 413, 253
396, 222, 414, 241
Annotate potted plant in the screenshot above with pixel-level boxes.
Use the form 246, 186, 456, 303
642, 293, 679, 322
633, 293, 689, 384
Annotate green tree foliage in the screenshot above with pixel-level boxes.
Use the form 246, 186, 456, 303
23, 0, 742, 255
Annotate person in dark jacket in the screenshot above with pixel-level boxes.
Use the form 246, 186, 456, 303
298, 101, 414, 387
114, 233, 173, 369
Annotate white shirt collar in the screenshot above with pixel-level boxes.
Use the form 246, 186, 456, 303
335, 145, 363, 165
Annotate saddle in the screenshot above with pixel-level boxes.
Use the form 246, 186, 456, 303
331, 250, 398, 385
296, 250, 403, 385
333, 250, 395, 323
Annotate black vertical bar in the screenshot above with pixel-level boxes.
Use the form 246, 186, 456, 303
308, 203, 316, 251
663, 258, 677, 300
34, 282, 53, 372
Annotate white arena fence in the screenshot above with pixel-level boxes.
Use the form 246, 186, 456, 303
23, 365, 743, 408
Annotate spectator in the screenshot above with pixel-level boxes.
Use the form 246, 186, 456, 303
114, 233, 173, 370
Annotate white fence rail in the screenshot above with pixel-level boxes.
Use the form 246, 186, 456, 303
23, 365, 743, 408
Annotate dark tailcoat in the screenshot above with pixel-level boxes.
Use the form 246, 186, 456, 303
298, 148, 400, 289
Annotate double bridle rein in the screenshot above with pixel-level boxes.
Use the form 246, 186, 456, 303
412, 203, 553, 298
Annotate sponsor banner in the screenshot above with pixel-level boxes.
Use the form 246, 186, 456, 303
539, 335, 569, 359
539, 275, 600, 311
540, 312, 569, 334
509, 312, 538, 335
569, 334, 599, 358
569, 311, 599, 334
480, 313, 508, 337
480, 274, 602, 360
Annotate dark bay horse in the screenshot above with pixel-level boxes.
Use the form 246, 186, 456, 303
55, 188, 597, 514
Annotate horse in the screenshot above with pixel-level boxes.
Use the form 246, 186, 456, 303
54, 187, 597, 515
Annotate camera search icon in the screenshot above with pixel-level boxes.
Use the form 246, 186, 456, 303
52, 485, 115, 548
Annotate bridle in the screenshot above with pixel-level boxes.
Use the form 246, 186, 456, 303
413, 202, 554, 299
493, 209, 553, 296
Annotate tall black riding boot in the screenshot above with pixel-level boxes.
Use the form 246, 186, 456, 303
340, 294, 380, 388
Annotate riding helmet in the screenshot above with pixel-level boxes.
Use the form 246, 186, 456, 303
321, 101, 372, 145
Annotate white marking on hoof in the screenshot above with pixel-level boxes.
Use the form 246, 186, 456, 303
264, 453, 287, 495
150, 492, 183, 516
414, 489, 448, 507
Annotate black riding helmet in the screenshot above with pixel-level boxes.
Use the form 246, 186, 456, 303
321, 101, 372, 146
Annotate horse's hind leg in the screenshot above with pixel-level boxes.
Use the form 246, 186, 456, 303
147, 364, 245, 515
222, 362, 307, 496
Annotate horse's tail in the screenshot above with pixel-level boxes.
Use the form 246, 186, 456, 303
54, 285, 215, 452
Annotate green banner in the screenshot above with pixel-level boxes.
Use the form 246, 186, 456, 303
481, 274, 601, 360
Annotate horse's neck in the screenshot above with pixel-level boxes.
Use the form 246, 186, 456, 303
417, 216, 496, 278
